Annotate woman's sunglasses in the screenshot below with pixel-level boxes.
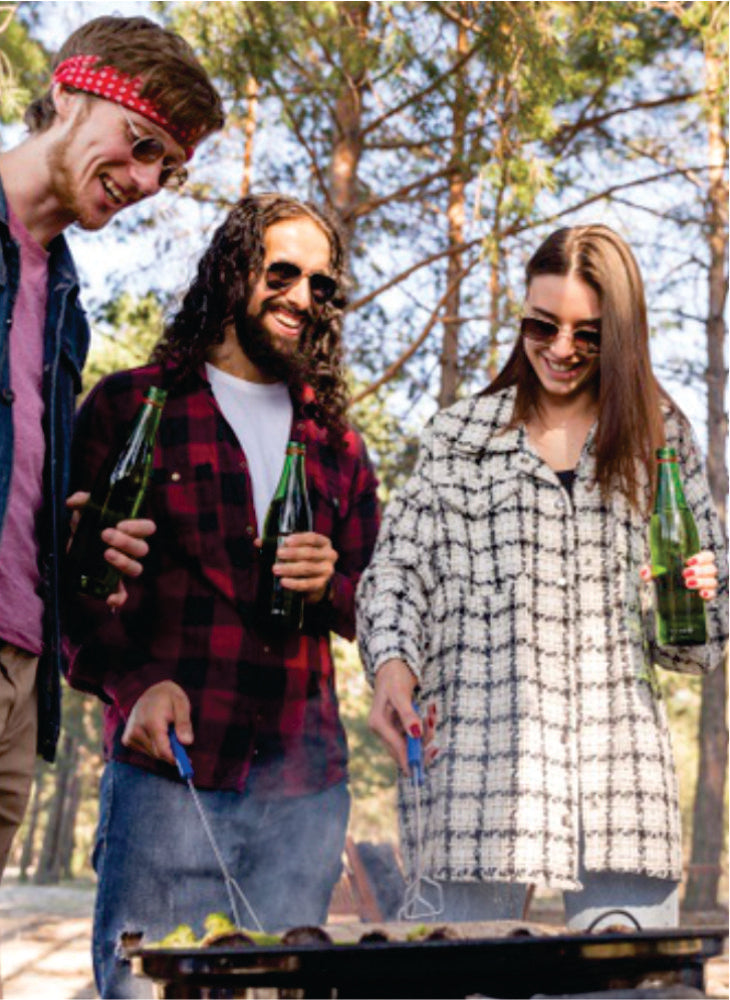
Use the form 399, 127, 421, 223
520, 316, 601, 357
119, 107, 188, 191
265, 261, 338, 305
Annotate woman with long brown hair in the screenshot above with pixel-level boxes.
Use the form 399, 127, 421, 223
357, 224, 727, 928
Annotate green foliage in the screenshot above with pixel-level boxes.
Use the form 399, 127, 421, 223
0, 4, 48, 124
82, 291, 168, 394
349, 379, 419, 502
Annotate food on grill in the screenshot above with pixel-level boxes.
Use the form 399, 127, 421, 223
200, 912, 256, 948
202, 929, 257, 948
405, 922, 461, 941
145, 913, 282, 950
424, 925, 459, 940
280, 925, 333, 945
359, 929, 391, 943
156, 924, 198, 947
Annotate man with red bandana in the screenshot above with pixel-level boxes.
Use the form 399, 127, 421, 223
0, 15, 223, 885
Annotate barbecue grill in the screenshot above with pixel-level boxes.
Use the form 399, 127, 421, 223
129, 919, 727, 998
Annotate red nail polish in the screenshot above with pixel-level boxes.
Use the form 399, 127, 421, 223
686, 557, 697, 567
409, 724, 421, 738
686, 576, 697, 587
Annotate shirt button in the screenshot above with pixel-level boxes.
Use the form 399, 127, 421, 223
1, 388, 15, 405
263, 645, 270, 654
555, 497, 564, 510
170, 471, 181, 482
557, 576, 567, 587
245, 525, 254, 536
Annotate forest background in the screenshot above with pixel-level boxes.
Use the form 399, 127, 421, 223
0, 0, 727, 914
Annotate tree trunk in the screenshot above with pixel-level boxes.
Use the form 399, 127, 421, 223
240, 76, 259, 198
683, 33, 728, 913
328, 1, 370, 245
438, 18, 468, 410
18, 760, 45, 881
58, 765, 82, 880
34, 734, 77, 885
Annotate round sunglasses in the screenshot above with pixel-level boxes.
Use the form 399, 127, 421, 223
520, 316, 601, 357
265, 261, 338, 305
119, 107, 188, 191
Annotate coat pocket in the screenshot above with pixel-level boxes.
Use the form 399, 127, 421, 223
149, 462, 220, 561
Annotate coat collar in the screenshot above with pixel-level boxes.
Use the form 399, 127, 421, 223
447, 387, 522, 456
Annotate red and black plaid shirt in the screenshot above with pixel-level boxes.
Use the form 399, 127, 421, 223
65, 363, 380, 795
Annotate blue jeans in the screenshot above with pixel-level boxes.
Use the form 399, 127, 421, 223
92, 761, 350, 999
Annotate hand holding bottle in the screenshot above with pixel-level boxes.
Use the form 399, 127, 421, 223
639, 550, 719, 601
66, 491, 157, 609
255, 530, 337, 605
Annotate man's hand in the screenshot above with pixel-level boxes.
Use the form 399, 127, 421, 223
122, 681, 192, 765
66, 491, 157, 609
640, 549, 719, 601
256, 531, 338, 604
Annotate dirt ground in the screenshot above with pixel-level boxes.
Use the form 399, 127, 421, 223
0, 872, 727, 1000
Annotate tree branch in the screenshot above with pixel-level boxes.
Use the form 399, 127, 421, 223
360, 35, 487, 139
347, 236, 485, 313
351, 254, 482, 404
550, 91, 699, 156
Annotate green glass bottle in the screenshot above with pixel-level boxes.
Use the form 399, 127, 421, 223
649, 447, 707, 645
255, 441, 312, 635
67, 386, 167, 599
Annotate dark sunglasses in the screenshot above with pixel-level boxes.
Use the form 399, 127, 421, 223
120, 108, 188, 191
265, 261, 338, 305
520, 316, 601, 357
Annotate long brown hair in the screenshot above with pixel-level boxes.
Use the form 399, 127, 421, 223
151, 193, 351, 445
487, 224, 674, 510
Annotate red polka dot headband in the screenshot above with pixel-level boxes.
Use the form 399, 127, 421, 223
52, 55, 196, 159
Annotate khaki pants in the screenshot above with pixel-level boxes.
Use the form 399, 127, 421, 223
0, 643, 38, 880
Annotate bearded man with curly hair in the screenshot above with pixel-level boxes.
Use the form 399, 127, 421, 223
64, 193, 381, 999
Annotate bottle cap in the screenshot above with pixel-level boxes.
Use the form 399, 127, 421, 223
144, 386, 168, 407
656, 447, 677, 461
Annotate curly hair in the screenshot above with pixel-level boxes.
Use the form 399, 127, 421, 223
151, 193, 351, 445
25, 16, 224, 142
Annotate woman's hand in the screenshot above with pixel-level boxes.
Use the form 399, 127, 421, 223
640, 550, 719, 601
66, 491, 157, 609
368, 660, 438, 775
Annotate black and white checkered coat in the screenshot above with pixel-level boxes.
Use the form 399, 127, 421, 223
357, 387, 728, 889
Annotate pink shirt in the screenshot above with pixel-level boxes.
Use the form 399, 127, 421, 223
0, 204, 48, 654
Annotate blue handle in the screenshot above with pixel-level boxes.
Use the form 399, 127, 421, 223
168, 725, 194, 781
407, 733, 424, 786
406, 702, 424, 786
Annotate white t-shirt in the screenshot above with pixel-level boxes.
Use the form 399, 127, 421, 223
205, 363, 293, 532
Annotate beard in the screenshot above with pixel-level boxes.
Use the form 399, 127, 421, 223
46, 134, 85, 224
233, 300, 315, 387
45, 102, 106, 232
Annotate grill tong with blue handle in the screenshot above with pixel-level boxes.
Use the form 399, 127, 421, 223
168, 726, 264, 932
398, 707, 443, 920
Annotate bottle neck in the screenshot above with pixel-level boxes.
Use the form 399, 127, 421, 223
654, 459, 688, 510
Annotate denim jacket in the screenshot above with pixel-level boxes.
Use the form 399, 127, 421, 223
0, 177, 90, 761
